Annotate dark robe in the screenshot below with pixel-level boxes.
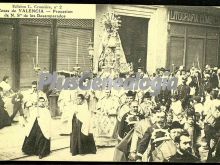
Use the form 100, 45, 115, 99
177, 83, 190, 109
155, 87, 171, 109
70, 114, 96, 156
210, 73, 219, 89
43, 84, 53, 100
197, 83, 206, 103
169, 151, 200, 163
184, 104, 195, 115
22, 119, 50, 158
118, 112, 144, 141
0, 96, 11, 129
189, 76, 199, 93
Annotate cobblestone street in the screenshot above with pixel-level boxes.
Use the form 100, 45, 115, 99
0, 117, 115, 161
15, 147, 115, 161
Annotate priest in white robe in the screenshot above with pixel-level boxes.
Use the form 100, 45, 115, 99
22, 96, 51, 159
70, 94, 96, 156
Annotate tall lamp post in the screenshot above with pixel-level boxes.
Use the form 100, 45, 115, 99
73, 37, 80, 76
33, 36, 41, 117
88, 40, 94, 72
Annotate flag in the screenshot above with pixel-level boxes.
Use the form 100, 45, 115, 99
113, 128, 134, 161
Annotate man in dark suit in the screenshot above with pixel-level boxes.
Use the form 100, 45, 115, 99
177, 76, 190, 109
10, 89, 24, 122
210, 68, 219, 89
169, 131, 200, 163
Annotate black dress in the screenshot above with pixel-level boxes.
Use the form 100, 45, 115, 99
22, 119, 50, 158
70, 114, 96, 156
0, 96, 11, 129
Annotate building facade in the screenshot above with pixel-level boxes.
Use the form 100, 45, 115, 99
94, 5, 220, 74
0, 18, 94, 89
167, 6, 220, 70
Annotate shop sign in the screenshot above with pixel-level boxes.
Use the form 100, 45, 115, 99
169, 9, 220, 26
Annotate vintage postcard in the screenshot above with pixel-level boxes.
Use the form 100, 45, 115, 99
0, 3, 219, 163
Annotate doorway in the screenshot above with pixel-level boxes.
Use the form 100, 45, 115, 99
118, 16, 149, 72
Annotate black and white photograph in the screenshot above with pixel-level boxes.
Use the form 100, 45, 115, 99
0, 4, 220, 163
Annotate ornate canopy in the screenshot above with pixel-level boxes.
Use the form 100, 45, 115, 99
97, 12, 132, 78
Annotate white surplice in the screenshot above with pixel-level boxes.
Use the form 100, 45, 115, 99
25, 106, 52, 140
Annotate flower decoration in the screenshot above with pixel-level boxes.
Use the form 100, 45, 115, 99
101, 11, 121, 33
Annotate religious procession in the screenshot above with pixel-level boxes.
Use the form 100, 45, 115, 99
1, 5, 220, 163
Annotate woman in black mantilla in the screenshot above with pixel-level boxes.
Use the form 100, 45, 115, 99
0, 87, 11, 129
70, 94, 96, 156
22, 97, 51, 159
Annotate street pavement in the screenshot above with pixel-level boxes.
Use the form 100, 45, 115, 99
15, 146, 115, 161
0, 117, 115, 161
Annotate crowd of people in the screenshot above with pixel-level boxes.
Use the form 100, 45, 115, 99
1, 64, 220, 162
112, 64, 220, 162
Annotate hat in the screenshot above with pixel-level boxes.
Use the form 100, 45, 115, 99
143, 92, 151, 99
152, 130, 171, 143
153, 105, 163, 113
126, 90, 136, 97
32, 81, 37, 85
160, 67, 165, 72
170, 121, 183, 130
39, 97, 46, 101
